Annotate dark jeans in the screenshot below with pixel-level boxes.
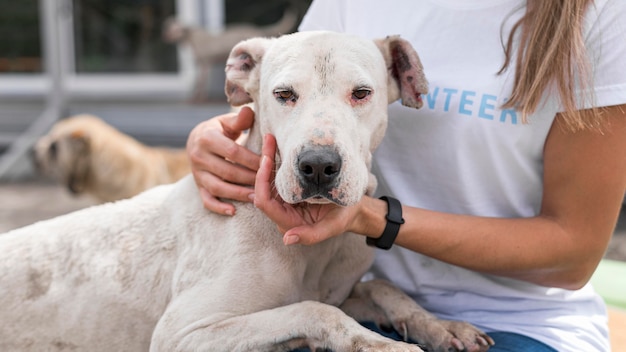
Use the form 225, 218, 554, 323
292, 321, 557, 352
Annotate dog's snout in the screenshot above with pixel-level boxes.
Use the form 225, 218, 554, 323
298, 147, 342, 187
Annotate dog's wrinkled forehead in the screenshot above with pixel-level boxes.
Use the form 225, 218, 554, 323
225, 31, 428, 111
261, 33, 386, 91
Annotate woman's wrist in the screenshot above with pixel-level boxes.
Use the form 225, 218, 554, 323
350, 196, 388, 239
366, 196, 405, 249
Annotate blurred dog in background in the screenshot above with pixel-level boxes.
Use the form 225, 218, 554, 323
33, 114, 190, 203
163, 8, 298, 103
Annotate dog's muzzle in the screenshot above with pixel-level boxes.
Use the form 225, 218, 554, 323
297, 146, 342, 203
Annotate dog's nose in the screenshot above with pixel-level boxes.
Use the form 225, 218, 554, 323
298, 146, 342, 187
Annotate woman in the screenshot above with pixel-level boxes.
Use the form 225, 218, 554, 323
186, 1, 626, 350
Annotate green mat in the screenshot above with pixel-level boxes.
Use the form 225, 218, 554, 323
590, 259, 626, 309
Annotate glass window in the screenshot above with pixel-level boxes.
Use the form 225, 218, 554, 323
224, 0, 310, 28
72, 0, 178, 73
0, 0, 42, 73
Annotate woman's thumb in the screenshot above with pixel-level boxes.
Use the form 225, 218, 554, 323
230, 106, 256, 131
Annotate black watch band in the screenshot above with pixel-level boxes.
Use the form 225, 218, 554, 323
366, 196, 405, 250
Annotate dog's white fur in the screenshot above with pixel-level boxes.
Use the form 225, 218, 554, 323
1, 32, 492, 352
33, 114, 190, 202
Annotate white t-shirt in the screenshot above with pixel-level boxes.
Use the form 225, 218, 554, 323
300, 1, 626, 351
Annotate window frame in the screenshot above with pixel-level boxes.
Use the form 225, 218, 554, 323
0, 0, 224, 100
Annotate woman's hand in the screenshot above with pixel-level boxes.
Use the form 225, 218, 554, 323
253, 134, 371, 245
187, 106, 261, 215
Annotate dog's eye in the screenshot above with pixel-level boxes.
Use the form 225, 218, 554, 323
352, 89, 371, 100
277, 91, 293, 99
274, 89, 298, 104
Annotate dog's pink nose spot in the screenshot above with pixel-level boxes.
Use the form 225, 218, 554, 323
310, 128, 335, 146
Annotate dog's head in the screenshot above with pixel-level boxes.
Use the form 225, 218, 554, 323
162, 17, 189, 44
33, 115, 96, 195
225, 31, 427, 206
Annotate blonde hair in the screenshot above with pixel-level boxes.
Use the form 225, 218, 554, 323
500, 0, 600, 131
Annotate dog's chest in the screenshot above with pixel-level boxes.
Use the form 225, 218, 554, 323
174, 202, 372, 307
298, 234, 373, 305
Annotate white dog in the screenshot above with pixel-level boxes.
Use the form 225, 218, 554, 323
0, 31, 492, 352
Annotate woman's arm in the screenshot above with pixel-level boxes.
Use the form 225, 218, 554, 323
255, 104, 626, 289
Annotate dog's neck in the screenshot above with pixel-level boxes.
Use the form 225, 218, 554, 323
243, 117, 263, 155
240, 101, 266, 155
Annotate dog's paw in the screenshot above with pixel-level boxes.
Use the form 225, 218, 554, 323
438, 320, 494, 352
394, 317, 494, 352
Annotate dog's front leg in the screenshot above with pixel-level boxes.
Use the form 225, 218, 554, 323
340, 279, 495, 352
150, 289, 424, 352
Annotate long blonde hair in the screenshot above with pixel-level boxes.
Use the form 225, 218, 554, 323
500, 0, 599, 130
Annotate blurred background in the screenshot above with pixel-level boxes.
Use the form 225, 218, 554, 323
0, 0, 624, 263
0, 2, 624, 346
0, 0, 311, 179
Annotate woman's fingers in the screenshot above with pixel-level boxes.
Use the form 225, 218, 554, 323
253, 134, 302, 232
253, 134, 283, 215
186, 107, 261, 213
194, 149, 257, 187
217, 107, 260, 172
198, 187, 236, 216
222, 106, 255, 139
284, 208, 346, 246
195, 167, 254, 202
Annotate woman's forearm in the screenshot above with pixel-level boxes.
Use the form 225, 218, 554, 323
354, 196, 615, 289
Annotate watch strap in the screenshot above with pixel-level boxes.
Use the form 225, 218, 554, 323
366, 196, 404, 250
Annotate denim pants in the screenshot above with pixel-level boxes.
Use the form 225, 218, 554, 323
291, 321, 557, 352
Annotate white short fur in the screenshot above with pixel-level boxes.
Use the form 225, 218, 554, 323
0, 31, 491, 352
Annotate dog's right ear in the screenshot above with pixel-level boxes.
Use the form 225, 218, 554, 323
224, 37, 274, 106
374, 36, 428, 109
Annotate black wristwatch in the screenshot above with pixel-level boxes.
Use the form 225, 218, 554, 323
366, 196, 404, 250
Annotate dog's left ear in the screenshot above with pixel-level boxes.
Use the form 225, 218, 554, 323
224, 37, 274, 106
374, 36, 428, 109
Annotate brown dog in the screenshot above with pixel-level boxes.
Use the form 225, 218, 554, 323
33, 114, 190, 202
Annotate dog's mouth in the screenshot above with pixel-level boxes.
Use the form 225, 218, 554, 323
300, 188, 346, 206
278, 144, 365, 207
304, 195, 339, 205
309, 195, 329, 203
289, 201, 342, 224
